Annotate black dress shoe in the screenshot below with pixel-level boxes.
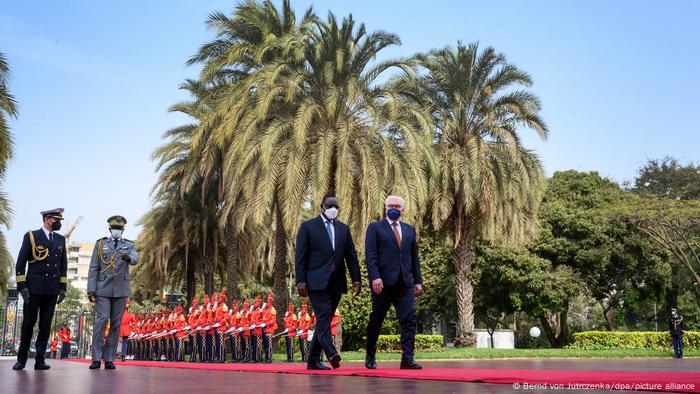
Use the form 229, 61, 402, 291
89, 361, 101, 369
12, 362, 25, 371
400, 359, 422, 370
306, 361, 331, 370
364, 356, 377, 369
329, 354, 341, 369
105, 361, 116, 370
34, 361, 50, 370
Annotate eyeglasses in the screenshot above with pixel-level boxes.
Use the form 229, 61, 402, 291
324, 205, 339, 209
386, 204, 402, 209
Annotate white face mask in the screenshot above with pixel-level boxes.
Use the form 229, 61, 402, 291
324, 207, 338, 220
110, 229, 123, 239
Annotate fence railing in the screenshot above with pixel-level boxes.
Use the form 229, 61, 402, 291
2, 289, 93, 358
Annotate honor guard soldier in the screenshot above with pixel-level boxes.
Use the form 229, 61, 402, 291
261, 292, 277, 363
250, 295, 264, 362
240, 299, 252, 362
331, 309, 341, 349
13, 208, 68, 371
50, 334, 59, 359
298, 300, 311, 363
175, 305, 188, 361
59, 323, 72, 359
188, 299, 199, 361
119, 299, 136, 361
283, 303, 297, 362
228, 300, 241, 362
87, 215, 139, 370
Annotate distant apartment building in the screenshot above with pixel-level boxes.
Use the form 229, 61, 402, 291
67, 243, 94, 296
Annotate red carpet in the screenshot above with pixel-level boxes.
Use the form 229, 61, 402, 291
65, 359, 700, 393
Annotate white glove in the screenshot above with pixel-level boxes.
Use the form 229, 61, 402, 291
130, 332, 135, 336
213, 323, 220, 328
204, 326, 210, 330
170, 330, 177, 335
261, 324, 266, 328
184, 326, 190, 330
196, 326, 201, 330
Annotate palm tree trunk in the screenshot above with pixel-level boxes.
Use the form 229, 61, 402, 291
273, 201, 288, 333
225, 211, 240, 301
203, 256, 215, 296
539, 302, 570, 348
185, 250, 196, 307
452, 215, 476, 347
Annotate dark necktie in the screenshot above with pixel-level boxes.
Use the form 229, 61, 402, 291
392, 222, 401, 247
325, 220, 334, 250
114, 239, 118, 249
49, 232, 54, 246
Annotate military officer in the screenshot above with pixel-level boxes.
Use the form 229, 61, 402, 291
13, 208, 68, 371
87, 215, 139, 370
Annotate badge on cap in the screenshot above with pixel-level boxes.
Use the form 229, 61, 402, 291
107, 215, 127, 229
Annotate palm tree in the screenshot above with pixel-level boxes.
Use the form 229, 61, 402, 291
237, 11, 434, 239
189, 0, 316, 309
0, 52, 16, 294
404, 43, 547, 346
142, 80, 225, 298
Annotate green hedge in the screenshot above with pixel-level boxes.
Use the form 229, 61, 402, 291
276, 334, 444, 353
276, 337, 302, 354
376, 334, 444, 352
570, 331, 698, 350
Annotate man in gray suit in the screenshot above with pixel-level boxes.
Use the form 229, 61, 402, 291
87, 215, 138, 370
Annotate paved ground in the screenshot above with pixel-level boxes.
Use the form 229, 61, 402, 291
2, 358, 697, 394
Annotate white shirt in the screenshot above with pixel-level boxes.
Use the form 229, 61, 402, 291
321, 215, 335, 250
386, 217, 402, 242
42, 226, 53, 241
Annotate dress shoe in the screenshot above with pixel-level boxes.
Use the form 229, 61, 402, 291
329, 354, 341, 369
365, 356, 377, 369
306, 361, 331, 370
400, 359, 423, 370
105, 361, 116, 370
34, 361, 50, 370
12, 362, 25, 371
89, 361, 101, 369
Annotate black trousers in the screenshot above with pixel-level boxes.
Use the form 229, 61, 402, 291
308, 287, 342, 363
365, 280, 416, 361
18, 294, 58, 363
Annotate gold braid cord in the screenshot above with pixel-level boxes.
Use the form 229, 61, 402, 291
97, 238, 118, 275
28, 230, 49, 262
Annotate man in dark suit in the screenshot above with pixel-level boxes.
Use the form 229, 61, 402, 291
13, 208, 68, 371
364, 196, 423, 370
295, 195, 361, 370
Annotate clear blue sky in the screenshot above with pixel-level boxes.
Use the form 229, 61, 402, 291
1, 0, 698, 259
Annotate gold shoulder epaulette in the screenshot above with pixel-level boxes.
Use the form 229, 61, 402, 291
28, 230, 48, 262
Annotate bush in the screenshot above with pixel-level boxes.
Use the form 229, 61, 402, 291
569, 331, 699, 350
276, 337, 302, 355
376, 334, 444, 352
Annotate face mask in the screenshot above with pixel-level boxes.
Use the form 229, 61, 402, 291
323, 207, 338, 220
51, 221, 62, 231
110, 229, 123, 239
387, 208, 401, 220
